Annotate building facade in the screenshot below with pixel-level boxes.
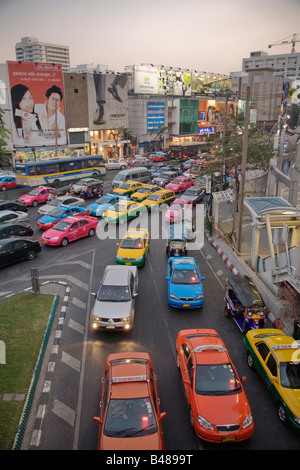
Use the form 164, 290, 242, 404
243, 50, 300, 79
15, 37, 70, 72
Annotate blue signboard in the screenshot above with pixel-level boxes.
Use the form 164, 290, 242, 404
198, 126, 215, 134
147, 102, 165, 132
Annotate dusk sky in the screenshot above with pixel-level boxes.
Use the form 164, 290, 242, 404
1, 0, 300, 75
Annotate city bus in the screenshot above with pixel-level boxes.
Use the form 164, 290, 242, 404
14, 155, 107, 187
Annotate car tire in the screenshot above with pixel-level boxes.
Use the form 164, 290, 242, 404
247, 351, 255, 370
61, 238, 68, 247
277, 403, 288, 424
88, 228, 95, 237
27, 250, 35, 260
120, 166, 126, 170
1, 186, 7, 191
32, 200, 38, 207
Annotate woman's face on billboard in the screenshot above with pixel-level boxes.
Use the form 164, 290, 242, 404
20, 90, 34, 113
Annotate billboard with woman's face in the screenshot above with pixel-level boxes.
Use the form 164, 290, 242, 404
7, 61, 66, 147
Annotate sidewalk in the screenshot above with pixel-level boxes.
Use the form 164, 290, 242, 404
205, 213, 296, 337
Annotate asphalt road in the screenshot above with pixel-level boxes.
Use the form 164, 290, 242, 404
1, 175, 299, 451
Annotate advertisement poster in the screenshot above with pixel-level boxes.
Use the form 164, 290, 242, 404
147, 102, 165, 132
88, 73, 128, 130
134, 65, 191, 96
7, 61, 66, 147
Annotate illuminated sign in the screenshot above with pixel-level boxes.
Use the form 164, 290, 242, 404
147, 102, 165, 132
134, 65, 191, 96
198, 126, 215, 134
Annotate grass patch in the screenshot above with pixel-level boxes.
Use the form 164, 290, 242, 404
0, 292, 55, 450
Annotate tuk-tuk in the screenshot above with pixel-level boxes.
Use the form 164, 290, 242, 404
47, 185, 72, 201
80, 181, 103, 199
224, 274, 265, 333
166, 224, 187, 257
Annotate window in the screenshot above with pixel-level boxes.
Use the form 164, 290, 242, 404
266, 354, 278, 377
256, 342, 270, 361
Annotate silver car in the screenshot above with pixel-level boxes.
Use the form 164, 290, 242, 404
38, 195, 85, 215
91, 265, 138, 331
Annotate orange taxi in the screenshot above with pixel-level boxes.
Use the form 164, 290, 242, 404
176, 328, 254, 443
94, 352, 166, 450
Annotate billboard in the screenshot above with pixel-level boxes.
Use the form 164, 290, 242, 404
147, 102, 165, 132
87, 73, 128, 129
7, 61, 66, 147
134, 65, 191, 96
192, 74, 231, 95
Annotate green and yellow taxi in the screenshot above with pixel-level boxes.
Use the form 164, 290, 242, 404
244, 328, 300, 431
112, 180, 144, 197
130, 184, 162, 202
103, 199, 146, 224
142, 189, 176, 211
116, 228, 150, 266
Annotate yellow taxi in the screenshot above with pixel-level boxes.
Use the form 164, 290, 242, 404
112, 180, 143, 197
142, 189, 176, 211
116, 228, 150, 266
103, 199, 146, 224
130, 184, 162, 202
93, 352, 167, 450
244, 328, 300, 431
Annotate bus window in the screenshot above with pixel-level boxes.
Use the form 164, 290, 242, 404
29, 165, 37, 176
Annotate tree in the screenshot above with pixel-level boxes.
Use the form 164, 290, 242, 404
203, 120, 276, 245
0, 108, 10, 166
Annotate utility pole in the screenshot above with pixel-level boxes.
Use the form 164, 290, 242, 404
237, 85, 250, 253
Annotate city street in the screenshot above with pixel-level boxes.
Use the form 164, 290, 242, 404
0, 187, 299, 451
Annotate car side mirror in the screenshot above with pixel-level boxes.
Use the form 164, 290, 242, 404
93, 416, 102, 424
183, 379, 191, 386
91, 292, 96, 298
201, 276, 205, 281
160, 411, 167, 421
116, 243, 119, 246
165, 276, 169, 280
241, 376, 247, 383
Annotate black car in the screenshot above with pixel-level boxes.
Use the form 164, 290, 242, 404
0, 237, 41, 268
180, 187, 206, 205
0, 200, 28, 213
0, 222, 33, 239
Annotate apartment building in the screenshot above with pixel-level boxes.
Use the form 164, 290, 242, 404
15, 37, 70, 72
243, 50, 300, 79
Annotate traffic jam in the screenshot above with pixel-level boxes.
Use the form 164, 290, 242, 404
0, 153, 299, 450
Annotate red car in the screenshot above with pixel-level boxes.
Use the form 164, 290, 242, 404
150, 152, 168, 162
19, 186, 53, 207
176, 328, 254, 443
0, 176, 17, 191
165, 176, 194, 193
41, 215, 98, 246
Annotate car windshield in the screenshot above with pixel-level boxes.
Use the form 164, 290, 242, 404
148, 194, 160, 201
172, 268, 200, 284
279, 361, 300, 388
112, 203, 127, 212
169, 204, 183, 212
170, 240, 185, 247
195, 364, 242, 395
98, 285, 131, 302
49, 199, 62, 207
48, 208, 65, 218
28, 189, 39, 195
119, 183, 131, 189
104, 397, 157, 437
95, 196, 110, 205
136, 187, 149, 193
53, 221, 71, 231
121, 238, 143, 249
114, 174, 125, 182
184, 189, 196, 196
171, 179, 181, 184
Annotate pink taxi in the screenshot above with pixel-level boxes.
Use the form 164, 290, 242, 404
165, 200, 193, 224
19, 186, 53, 207
165, 176, 194, 194
41, 215, 98, 247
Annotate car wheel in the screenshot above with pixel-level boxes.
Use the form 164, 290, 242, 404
88, 228, 95, 237
189, 407, 194, 429
247, 351, 255, 370
1, 186, 7, 191
32, 200, 38, 207
120, 165, 126, 170
61, 238, 68, 247
27, 250, 35, 260
277, 403, 288, 424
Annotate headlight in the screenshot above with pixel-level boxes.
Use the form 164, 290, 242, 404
122, 317, 130, 322
50, 236, 60, 241
136, 255, 143, 260
170, 293, 179, 300
93, 316, 101, 322
197, 415, 214, 430
195, 294, 204, 300
116, 255, 122, 260
242, 413, 253, 428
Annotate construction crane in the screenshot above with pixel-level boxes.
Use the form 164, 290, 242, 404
268, 33, 300, 53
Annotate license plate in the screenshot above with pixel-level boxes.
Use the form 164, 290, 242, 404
125, 262, 132, 265
223, 436, 235, 442
106, 325, 115, 329
182, 304, 190, 307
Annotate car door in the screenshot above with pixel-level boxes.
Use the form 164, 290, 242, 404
11, 239, 28, 261
179, 343, 193, 402
0, 241, 15, 266
68, 221, 80, 242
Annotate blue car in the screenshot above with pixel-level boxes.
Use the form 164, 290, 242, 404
87, 194, 122, 217
37, 205, 89, 230
166, 257, 205, 308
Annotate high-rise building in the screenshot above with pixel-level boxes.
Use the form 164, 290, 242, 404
243, 50, 300, 79
15, 37, 70, 72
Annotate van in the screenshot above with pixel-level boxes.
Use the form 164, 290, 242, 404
112, 167, 151, 188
